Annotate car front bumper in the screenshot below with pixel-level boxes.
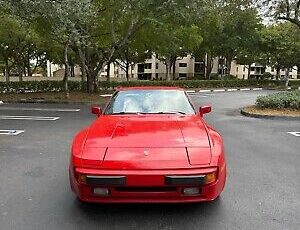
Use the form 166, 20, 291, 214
69, 166, 226, 204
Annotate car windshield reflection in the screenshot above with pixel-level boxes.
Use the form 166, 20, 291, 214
105, 90, 195, 115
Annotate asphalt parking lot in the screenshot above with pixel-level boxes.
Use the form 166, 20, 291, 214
0, 90, 299, 230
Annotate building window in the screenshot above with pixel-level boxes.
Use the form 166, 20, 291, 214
179, 73, 187, 78
138, 73, 152, 80
251, 67, 255, 71
179, 63, 187, 68
236, 67, 239, 72
243, 66, 246, 72
144, 63, 152, 69
271, 67, 274, 72
194, 63, 205, 74
138, 64, 144, 73
156, 63, 159, 69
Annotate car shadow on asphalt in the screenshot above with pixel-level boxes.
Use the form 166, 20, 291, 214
73, 197, 223, 221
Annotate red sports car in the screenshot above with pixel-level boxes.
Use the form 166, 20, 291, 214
69, 87, 226, 203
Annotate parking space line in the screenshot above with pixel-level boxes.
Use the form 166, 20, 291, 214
0, 116, 60, 121
0, 130, 25, 136
100, 94, 113, 97
0, 107, 80, 112
288, 132, 300, 137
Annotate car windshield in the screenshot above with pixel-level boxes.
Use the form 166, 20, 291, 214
104, 90, 195, 115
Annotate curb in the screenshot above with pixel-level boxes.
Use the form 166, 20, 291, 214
1, 100, 94, 105
196, 88, 263, 93
241, 108, 300, 121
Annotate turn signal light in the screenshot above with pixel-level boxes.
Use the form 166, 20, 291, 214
75, 171, 87, 185
204, 172, 217, 185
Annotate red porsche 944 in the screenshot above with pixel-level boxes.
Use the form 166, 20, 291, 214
69, 87, 226, 203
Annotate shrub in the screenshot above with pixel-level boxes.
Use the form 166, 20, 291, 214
0, 79, 299, 94
223, 75, 238, 80
256, 91, 300, 110
261, 72, 273, 80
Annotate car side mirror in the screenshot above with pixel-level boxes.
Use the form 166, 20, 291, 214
199, 106, 212, 117
91, 106, 102, 117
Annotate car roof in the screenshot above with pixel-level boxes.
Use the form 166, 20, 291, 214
117, 86, 185, 91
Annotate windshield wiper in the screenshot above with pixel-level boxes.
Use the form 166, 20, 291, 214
154, 111, 187, 115
111, 112, 143, 115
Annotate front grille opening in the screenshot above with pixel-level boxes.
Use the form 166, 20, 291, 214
115, 187, 177, 193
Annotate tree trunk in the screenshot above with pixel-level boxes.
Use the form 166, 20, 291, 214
219, 58, 224, 79
205, 53, 213, 79
285, 68, 290, 88
172, 59, 176, 80
63, 40, 71, 99
77, 47, 87, 91
125, 62, 130, 82
18, 64, 23, 82
165, 60, 172, 81
87, 70, 98, 93
247, 64, 251, 80
165, 63, 169, 80
276, 67, 280, 80
226, 55, 233, 76
106, 61, 111, 82
4, 58, 10, 83
71, 65, 75, 78
27, 56, 32, 77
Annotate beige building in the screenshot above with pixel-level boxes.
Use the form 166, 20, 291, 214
47, 54, 299, 80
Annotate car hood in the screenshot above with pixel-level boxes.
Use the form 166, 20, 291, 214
81, 115, 211, 169
84, 115, 211, 148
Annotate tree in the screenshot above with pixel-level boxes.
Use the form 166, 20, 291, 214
261, 0, 300, 29
0, 11, 44, 82
212, 3, 262, 76
260, 23, 300, 85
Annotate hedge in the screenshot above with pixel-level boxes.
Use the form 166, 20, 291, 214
256, 91, 300, 110
0, 80, 299, 93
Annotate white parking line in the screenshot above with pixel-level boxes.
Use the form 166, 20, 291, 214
186, 90, 196, 94
240, 88, 251, 91
213, 89, 226, 92
0, 107, 80, 112
252, 88, 263, 91
0, 130, 25, 136
199, 90, 212, 93
0, 116, 60, 121
195, 95, 208, 98
288, 132, 300, 137
227, 89, 238, 92
100, 94, 113, 97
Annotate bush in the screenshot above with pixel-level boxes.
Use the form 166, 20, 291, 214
261, 72, 273, 80
223, 75, 238, 80
256, 91, 300, 110
0, 81, 84, 93
0, 79, 299, 94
